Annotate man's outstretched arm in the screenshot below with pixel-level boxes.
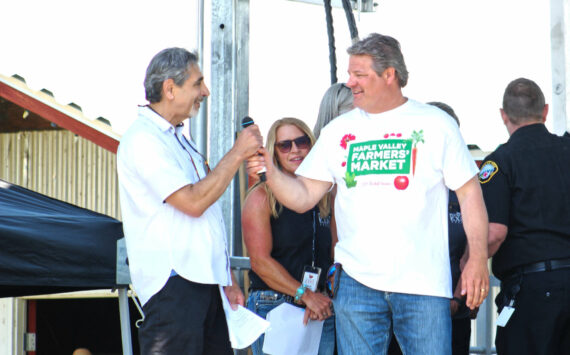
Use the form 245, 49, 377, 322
246, 147, 332, 213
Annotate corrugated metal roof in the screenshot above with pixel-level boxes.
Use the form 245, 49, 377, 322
0, 73, 120, 153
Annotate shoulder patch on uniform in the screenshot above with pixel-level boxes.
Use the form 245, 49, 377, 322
479, 161, 499, 184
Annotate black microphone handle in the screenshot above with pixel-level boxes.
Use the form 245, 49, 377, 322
241, 116, 266, 182
241, 116, 254, 128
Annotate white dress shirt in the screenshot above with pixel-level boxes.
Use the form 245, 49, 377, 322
117, 106, 231, 305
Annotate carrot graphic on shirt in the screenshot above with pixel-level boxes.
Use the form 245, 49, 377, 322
410, 130, 424, 176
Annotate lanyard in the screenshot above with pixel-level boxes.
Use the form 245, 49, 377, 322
311, 209, 317, 267
173, 131, 211, 180
145, 105, 211, 179
174, 132, 210, 180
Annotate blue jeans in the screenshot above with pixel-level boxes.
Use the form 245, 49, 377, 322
333, 270, 451, 355
246, 290, 335, 355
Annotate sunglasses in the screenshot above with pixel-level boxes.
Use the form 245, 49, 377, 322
326, 263, 342, 299
275, 135, 311, 153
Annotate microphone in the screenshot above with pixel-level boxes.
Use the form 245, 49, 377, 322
241, 116, 266, 182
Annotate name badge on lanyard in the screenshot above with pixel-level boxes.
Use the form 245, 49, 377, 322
496, 299, 515, 327
301, 209, 321, 292
302, 265, 322, 292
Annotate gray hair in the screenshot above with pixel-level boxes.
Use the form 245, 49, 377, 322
144, 48, 199, 103
313, 83, 353, 139
427, 101, 460, 127
347, 33, 408, 87
502, 78, 545, 124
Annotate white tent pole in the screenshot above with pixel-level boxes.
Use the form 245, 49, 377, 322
550, 0, 569, 134
118, 287, 133, 355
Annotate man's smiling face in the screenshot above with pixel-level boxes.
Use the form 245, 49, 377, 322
346, 55, 389, 114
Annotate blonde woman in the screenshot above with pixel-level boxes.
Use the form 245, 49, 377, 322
243, 117, 335, 355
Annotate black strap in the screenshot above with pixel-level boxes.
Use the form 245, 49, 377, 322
311, 209, 317, 267
173, 132, 204, 181
545, 259, 552, 271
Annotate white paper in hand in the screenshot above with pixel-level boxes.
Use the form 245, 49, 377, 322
262, 303, 324, 355
219, 286, 270, 349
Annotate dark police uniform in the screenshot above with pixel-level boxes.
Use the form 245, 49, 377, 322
479, 123, 570, 355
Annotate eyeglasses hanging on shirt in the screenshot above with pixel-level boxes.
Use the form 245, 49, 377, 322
144, 105, 211, 180
173, 123, 211, 180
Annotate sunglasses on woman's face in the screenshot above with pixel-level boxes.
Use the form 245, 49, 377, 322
275, 135, 311, 153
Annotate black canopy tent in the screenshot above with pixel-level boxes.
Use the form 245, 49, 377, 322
0, 178, 125, 296
0, 179, 134, 354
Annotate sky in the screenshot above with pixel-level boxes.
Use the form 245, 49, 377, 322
0, 0, 554, 152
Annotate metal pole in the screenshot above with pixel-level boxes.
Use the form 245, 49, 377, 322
191, 0, 208, 155
485, 296, 493, 355
118, 288, 133, 355
211, 0, 250, 256
550, 0, 569, 135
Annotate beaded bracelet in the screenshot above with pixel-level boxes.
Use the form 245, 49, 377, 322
294, 285, 306, 303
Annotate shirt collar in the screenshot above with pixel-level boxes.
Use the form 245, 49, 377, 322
138, 105, 175, 133
509, 123, 547, 141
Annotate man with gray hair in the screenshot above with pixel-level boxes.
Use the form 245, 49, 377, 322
247, 33, 489, 354
118, 47, 262, 354
480, 78, 570, 354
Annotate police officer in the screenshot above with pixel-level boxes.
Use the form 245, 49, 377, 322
479, 78, 570, 355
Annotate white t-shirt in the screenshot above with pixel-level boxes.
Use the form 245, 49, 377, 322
117, 106, 231, 305
296, 99, 478, 298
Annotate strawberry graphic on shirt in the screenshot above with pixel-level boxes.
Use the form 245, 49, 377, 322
340, 134, 355, 150
340, 134, 357, 188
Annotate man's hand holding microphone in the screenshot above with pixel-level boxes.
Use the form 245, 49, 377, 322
233, 116, 264, 165
241, 116, 273, 182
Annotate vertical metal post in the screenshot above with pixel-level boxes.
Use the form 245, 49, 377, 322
191, 0, 208, 155
550, 0, 569, 134
118, 288, 133, 355
484, 296, 493, 355
475, 298, 488, 353
233, 0, 250, 257
210, 0, 249, 256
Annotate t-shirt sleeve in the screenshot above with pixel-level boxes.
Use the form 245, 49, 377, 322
479, 154, 510, 225
441, 122, 479, 190
296, 126, 335, 184
120, 131, 192, 202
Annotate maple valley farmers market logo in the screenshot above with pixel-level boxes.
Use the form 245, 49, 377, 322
340, 130, 424, 189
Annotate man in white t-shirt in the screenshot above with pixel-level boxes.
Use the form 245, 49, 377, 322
118, 48, 262, 354
247, 34, 489, 355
